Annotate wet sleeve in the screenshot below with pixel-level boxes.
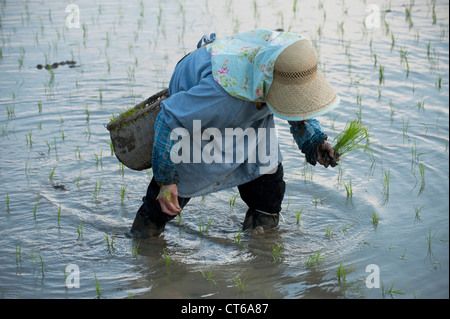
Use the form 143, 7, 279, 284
152, 112, 180, 185
289, 119, 328, 166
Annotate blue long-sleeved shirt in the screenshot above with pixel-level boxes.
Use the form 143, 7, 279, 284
152, 114, 327, 186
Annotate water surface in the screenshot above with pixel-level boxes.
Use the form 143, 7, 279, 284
0, 0, 448, 299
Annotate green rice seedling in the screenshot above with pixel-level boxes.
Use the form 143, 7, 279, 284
295, 208, 303, 224
57, 202, 61, 227
94, 272, 102, 298
414, 204, 425, 221
1, 123, 9, 136
105, 230, 114, 252
234, 230, 242, 245
381, 280, 405, 298
33, 196, 41, 218
120, 163, 125, 176
285, 193, 290, 211
418, 163, 425, 195
390, 32, 395, 50
18, 46, 25, 69
156, 185, 174, 204
414, 29, 420, 42
199, 270, 216, 285
98, 87, 103, 105
416, 98, 425, 111
436, 76, 442, 89
426, 41, 431, 58
85, 125, 91, 139
229, 193, 239, 206
356, 92, 362, 106
85, 104, 90, 122
381, 168, 390, 203
405, 5, 411, 21
198, 217, 213, 233
131, 239, 139, 258
379, 65, 385, 85
355, 104, 364, 123
49, 165, 57, 180
343, 179, 352, 198
76, 171, 82, 188
234, 276, 246, 293
305, 251, 324, 267
337, 161, 343, 184
342, 223, 355, 233
26, 130, 32, 147
325, 225, 335, 238
402, 117, 410, 142
75, 146, 81, 159
25, 160, 30, 177
39, 254, 45, 278
30, 249, 39, 269
94, 151, 103, 166
313, 195, 319, 207
106, 140, 114, 155
410, 140, 425, 170
6, 193, 10, 213
337, 21, 344, 40
162, 249, 170, 266
53, 136, 58, 157
15, 244, 22, 266
121, 185, 127, 204
6, 105, 15, 118
372, 211, 379, 228
337, 262, 352, 282
399, 248, 407, 261
329, 119, 371, 165
38, 101, 42, 113
425, 227, 436, 254
389, 99, 396, 121
93, 180, 103, 200
176, 211, 183, 224
272, 244, 282, 262
76, 221, 83, 238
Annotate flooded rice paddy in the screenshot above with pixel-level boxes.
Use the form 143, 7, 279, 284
0, 0, 448, 299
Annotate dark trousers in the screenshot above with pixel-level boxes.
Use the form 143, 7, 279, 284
134, 163, 285, 235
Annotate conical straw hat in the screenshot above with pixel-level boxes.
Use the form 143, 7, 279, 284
266, 39, 339, 120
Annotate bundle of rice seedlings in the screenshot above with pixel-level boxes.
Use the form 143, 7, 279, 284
325, 119, 371, 167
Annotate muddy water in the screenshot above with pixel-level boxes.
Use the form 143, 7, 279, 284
0, 0, 448, 299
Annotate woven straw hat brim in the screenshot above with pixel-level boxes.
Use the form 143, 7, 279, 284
266, 69, 339, 120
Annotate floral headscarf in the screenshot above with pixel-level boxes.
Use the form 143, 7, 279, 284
206, 29, 304, 102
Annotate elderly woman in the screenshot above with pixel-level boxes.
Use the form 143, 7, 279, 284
131, 29, 340, 238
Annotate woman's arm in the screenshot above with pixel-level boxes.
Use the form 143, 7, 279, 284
151, 112, 182, 216
289, 119, 336, 167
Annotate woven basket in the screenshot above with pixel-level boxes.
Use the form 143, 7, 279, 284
106, 88, 169, 171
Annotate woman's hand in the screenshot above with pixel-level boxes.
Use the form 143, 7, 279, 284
156, 184, 182, 216
317, 140, 339, 168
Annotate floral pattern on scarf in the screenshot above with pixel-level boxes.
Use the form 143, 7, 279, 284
206, 29, 304, 102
